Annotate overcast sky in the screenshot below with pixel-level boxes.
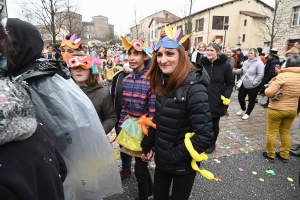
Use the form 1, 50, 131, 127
7, 0, 275, 35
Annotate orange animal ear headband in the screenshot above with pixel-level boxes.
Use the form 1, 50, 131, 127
60, 34, 82, 49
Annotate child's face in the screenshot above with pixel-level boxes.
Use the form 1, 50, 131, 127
70, 67, 90, 86
127, 48, 147, 72
198, 44, 205, 52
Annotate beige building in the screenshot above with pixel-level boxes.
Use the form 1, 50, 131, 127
272, 0, 300, 56
129, 10, 179, 43
35, 25, 68, 46
82, 15, 114, 44
160, 0, 274, 52
55, 10, 83, 38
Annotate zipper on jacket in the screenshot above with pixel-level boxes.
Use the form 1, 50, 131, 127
211, 63, 213, 76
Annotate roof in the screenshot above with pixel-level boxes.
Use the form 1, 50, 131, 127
148, 17, 178, 28
166, 0, 274, 25
240, 11, 268, 18
140, 10, 179, 22
92, 15, 108, 18
56, 10, 82, 16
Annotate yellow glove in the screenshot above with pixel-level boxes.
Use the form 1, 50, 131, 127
184, 132, 218, 181
221, 95, 230, 105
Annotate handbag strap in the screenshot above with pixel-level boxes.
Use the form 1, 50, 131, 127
241, 62, 255, 81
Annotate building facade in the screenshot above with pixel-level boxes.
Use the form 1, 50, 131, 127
129, 10, 180, 43
272, 0, 300, 56
82, 15, 114, 44
160, 0, 274, 53
55, 10, 83, 38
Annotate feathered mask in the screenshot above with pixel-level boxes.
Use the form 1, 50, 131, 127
60, 34, 82, 49
120, 36, 153, 57
153, 25, 189, 51
63, 54, 101, 74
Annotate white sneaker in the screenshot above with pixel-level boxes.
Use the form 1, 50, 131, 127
236, 109, 245, 116
242, 114, 250, 120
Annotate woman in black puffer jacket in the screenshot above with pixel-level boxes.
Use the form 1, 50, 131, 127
199, 43, 235, 153
141, 32, 214, 200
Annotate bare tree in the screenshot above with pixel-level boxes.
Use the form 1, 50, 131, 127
19, 0, 81, 45
130, 5, 141, 40
255, 0, 288, 49
177, 0, 195, 35
56, 0, 83, 38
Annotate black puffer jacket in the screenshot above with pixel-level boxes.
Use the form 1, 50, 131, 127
200, 54, 235, 117
262, 57, 279, 84
141, 69, 214, 174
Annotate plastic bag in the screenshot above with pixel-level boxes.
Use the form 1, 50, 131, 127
116, 117, 143, 151
28, 74, 123, 200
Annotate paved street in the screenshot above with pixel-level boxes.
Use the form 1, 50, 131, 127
106, 91, 300, 200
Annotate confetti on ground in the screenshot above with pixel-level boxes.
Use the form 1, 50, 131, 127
238, 168, 244, 172
245, 151, 249, 154
214, 159, 221, 163
215, 177, 222, 182
259, 178, 264, 182
252, 171, 257, 175
287, 177, 293, 182
266, 170, 276, 176
245, 137, 249, 140
240, 148, 245, 151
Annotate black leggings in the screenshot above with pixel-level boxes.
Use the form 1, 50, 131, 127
134, 157, 153, 200
212, 117, 220, 144
154, 167, 196, 200
238, 84, 261, 115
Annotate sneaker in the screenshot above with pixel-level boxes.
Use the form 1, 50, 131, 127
242, 114, 250, 120
276, 152, 288, 163
262, 152, 274, 163
236, 109, 245, 116
120, 168, 132, 180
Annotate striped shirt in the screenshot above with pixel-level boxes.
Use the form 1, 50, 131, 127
117, 67, 156, 133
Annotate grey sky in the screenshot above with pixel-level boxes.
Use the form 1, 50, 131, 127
7, 0, 275, 35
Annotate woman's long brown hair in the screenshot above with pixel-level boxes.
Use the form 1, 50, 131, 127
146, 47, 193, 96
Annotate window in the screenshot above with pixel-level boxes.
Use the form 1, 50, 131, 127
242, 34, 246, 42
244, 19, 247, 26
212, 16, 229, 30
177, 25, 182, 30
194, 37, 203, 46
195, 18, 204, 32
292, 6, 300, 26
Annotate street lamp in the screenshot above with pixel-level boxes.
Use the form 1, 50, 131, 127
223, 23, 229, 52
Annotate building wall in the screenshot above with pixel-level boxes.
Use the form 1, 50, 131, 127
92, 16, 109, 40
131, 10, 179, 43
166, 0, 273, 52
55, 11, 83, 37
273, 0, 300, 56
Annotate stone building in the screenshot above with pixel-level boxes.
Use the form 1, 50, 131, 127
82, 15, 114, 43
55, 10, 83, 38
272, 0, 300, 56
159, 0, 274, 52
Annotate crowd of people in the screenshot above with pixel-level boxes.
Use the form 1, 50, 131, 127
0, 13, 300, 200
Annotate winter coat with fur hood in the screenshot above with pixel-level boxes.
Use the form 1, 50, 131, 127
200, 54, 235, 117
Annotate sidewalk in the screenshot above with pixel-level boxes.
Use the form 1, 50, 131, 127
106, 91, 300, 199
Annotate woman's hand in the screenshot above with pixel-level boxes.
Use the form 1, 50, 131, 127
141, 149, 153, 162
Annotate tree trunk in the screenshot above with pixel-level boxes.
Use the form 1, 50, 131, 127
270, 0, 279, 49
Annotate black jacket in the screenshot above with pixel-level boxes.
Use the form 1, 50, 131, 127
110, 70, 130, 130
81, 84, 117, 134
262, 57, 279, 84
200, 54, 235, 117
0, 124, 66, 200
141, 70, 214, 174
